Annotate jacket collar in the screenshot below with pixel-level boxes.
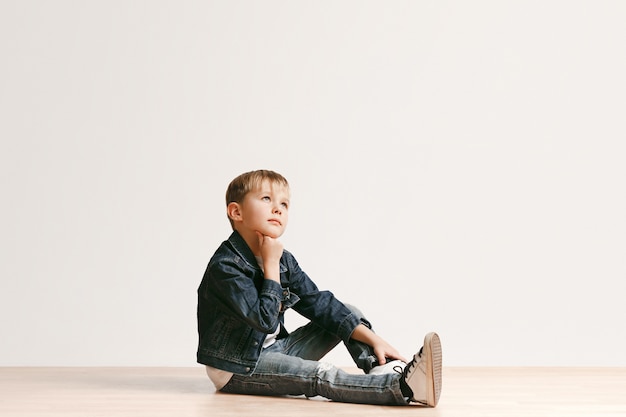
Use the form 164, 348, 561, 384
227, 230, 259, 268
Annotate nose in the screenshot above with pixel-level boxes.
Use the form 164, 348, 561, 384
273, 205, 282, 215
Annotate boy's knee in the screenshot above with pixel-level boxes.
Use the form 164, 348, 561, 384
344, 303, 363, 317
344, 304, 372, 329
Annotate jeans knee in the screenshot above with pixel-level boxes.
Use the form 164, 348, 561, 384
344, 304, 372, 329
344, 303, 362, 316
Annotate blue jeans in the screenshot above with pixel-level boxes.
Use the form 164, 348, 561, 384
220, 307, 408, 405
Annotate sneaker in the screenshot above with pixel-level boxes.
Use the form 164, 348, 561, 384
369, 359, 406, 375
402, 332, 442, 407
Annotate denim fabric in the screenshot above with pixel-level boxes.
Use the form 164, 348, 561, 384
220, 313, 408, 405
197, 231, 362, 375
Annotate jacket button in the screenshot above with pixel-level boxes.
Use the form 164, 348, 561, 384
245, 367, 251, 372
252, 341, 258, 346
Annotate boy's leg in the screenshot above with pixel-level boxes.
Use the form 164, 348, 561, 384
281, 304, 381, 373
275, 306, 443, 406
220, 350, 408, 405
278, 320, 342, 362
276, 330, 443, 407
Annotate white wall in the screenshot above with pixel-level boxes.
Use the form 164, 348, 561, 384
1, 1, 624, 367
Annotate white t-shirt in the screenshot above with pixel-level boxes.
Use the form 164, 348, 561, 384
205, 256, 279, 390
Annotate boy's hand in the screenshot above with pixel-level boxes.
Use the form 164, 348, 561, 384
372, 339, 407, 365
256, 232, 283, 283
256, 232, 283, 262
351, 324, 408, 365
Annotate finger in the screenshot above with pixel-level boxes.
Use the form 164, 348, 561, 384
374, 348, 387, 365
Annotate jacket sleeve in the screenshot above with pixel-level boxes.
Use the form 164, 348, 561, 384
284, 251, 361, 343
204, 255, 283, 334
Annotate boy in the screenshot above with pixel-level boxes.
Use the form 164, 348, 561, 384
197, 170, 442, 406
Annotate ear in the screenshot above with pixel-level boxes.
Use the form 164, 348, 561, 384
227, 202, 243, 222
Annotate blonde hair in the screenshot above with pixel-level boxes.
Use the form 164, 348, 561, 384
225, 170, 290, 229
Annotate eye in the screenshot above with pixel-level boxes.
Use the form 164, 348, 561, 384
261, 196, 271, 202
281, 202, 289, 209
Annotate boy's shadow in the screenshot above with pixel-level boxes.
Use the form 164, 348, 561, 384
59, 368, 211, 395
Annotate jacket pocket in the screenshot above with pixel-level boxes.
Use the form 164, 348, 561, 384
206, 314, 235, 354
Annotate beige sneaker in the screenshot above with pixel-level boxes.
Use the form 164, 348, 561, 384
402, 332, 442, 406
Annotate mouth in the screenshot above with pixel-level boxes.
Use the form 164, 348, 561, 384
268, 219, 282, 226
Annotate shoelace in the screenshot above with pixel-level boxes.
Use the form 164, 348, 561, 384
398, 347, 423, 377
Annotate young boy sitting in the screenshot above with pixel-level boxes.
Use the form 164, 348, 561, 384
196, 169, 442, 406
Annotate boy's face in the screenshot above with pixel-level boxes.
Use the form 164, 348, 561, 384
233, 180, 290, 239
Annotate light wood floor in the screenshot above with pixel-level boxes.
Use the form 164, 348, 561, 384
1, 367, 625, 417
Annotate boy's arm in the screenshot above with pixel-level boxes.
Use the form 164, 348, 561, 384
206, 266, 283, 334
282, 251, 405, 364
205, 237, 283, 334
351, 324, 408, 365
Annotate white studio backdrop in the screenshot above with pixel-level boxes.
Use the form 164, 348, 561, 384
1, 1, 625, 367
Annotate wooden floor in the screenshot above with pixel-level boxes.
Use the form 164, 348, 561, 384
1, 367, 625, 417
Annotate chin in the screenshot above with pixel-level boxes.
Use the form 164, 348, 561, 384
266, 230, 284, 239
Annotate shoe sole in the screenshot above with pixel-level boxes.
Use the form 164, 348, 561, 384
423, 332, 442, 407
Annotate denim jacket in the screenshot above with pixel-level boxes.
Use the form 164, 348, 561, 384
196, 231, 361, 375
